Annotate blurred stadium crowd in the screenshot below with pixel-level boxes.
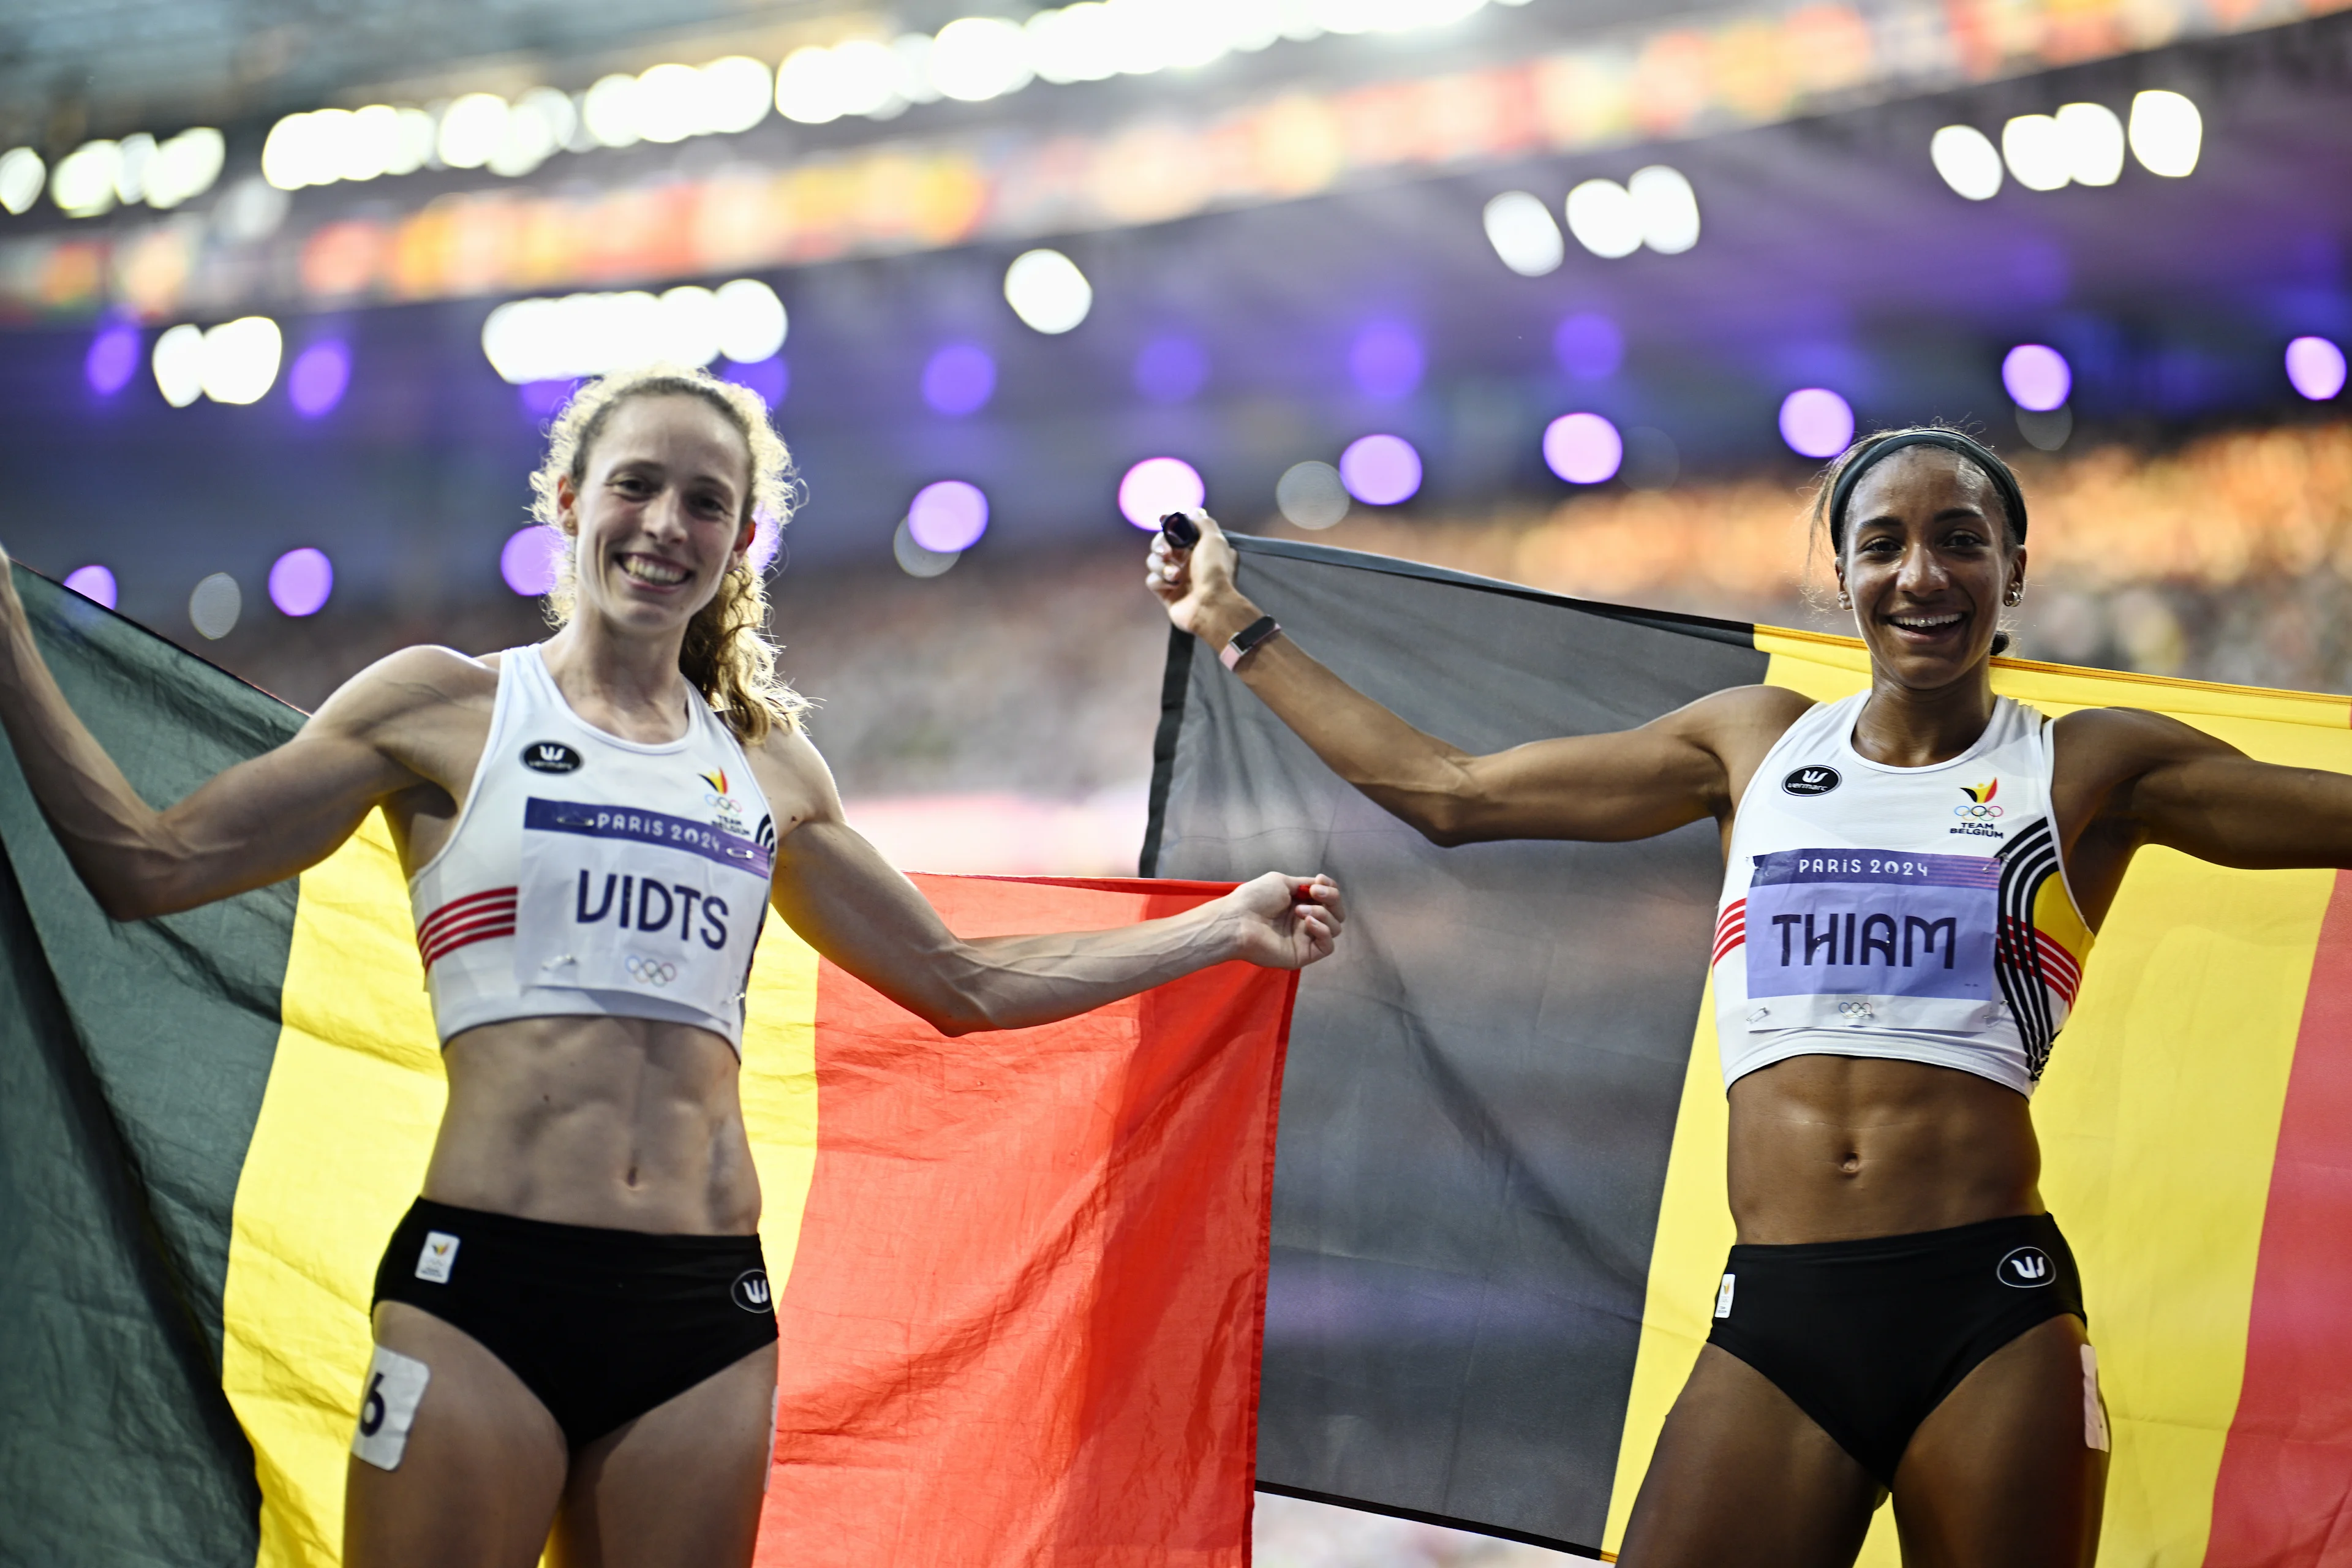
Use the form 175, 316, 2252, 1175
180, 417, 2352, 876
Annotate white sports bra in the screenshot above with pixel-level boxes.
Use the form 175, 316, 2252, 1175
1711, 692, 2095, 1097
407, 645, 775, 1055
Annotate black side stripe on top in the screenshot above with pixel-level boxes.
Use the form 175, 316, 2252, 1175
1996, 818, 2062, 1080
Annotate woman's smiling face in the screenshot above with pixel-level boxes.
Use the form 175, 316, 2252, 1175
559, 394, 756, 637
1837, 447, 2027, 692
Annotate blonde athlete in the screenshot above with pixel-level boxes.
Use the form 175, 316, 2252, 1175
0, 365, 1343, 1568
1150, 426, 2352, 1568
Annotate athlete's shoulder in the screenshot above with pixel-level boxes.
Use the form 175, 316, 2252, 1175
1664, 682, 1818, 744
2051, 703, 2227, 778
306, 644, 500, 737
736, 714, 843, 834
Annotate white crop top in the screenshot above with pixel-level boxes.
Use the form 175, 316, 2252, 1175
1711, 692, 2096, 1097
408, 646, 775, 1054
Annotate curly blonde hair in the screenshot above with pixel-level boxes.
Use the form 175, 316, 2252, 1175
529, 364, 807, 742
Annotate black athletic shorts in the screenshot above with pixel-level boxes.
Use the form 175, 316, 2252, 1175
1705, 1211, 2085, 1487
372, 1197, 780, 1450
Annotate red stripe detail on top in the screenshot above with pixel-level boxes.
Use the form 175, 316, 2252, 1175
1713, 900, 1747, 965
2033, 933, 2082, 1003
2203, 870, 2352, 1561
755, 874, 1291, 1568
417, 886, 518, 965
418, 886, 517, 946
419, 913, 517, 967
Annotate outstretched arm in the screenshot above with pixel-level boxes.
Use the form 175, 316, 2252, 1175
0, 558, 440, 919
1146, 513, 1802, 845
2062, 706, 2352, 890
752, 726, 1342, 1036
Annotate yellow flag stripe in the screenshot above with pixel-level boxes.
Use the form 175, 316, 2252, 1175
1605, 630, 2350, 1564
220, 810, 821, 1567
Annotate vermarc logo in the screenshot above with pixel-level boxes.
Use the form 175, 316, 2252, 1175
731, 1268, 772, 1312
1782, 766, 1841, 797
1997, 1245, 2056, 1287
521, 741, 582, 774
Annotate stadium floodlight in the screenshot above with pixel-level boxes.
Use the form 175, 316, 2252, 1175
1482, 191, 1564, 277
2056, 102, 2125, 186
1564, 178, 1642, 258
2002, 114, 2071, 191
1630, 165, 1700, 254
1930, 126, 2003, 200
2129, 89, 2201, 178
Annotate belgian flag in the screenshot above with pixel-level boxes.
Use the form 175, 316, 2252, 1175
0, 565, 1295, 1567
1147, 534, 2352, 1564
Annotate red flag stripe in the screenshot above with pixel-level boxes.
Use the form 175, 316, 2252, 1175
2202, 870, 2352, 1561
755, 875, 1291, 1568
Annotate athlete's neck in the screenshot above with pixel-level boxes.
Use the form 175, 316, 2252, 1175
1852, 663, 1997, 769
538, 619, 693, 746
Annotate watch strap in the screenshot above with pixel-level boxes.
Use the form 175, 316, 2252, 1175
1219, 615, 1281, 671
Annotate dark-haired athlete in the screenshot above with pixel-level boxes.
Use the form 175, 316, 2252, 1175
1149, 426, 2352, 1566
0, 363, 1344, 1568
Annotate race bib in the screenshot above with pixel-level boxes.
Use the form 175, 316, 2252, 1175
1741, 849, 2000, 1033
511, 798, 771, 1014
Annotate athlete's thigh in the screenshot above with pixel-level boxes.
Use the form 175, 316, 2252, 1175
344, 1302, 570, 1568
1890, 1315, 2105, 1568
1619, 1344, 1883, 1568
549, 1340, 779, 1568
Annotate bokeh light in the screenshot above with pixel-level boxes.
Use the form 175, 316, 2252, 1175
1482, 191, 1564, 277
1544, 413, 1624, 484
188, 572, 241, 639
1564, 178, 1642, 258
1003, 249, 1091, 334
153, 324, 205, 407
0, 147, 47, 215
288, 341, 350, 418
518, 379, 579, 421
1627, 165, 1700, 254
1134, 336, 1208, 404
1779, 388, 1855, 459
894, 517, 960, 578
2056, 102, 2125, 186
1276, 462, 1349, 529
1553, 314, 1623, 381
748, 512, 783, 573
85, 321, 140, 396
2002, 344, 2071, 412
268, 548, 334, 616
198, 316, 283, 405
908, 480, 990, 553
1338, 434, 1422, 506
922, 343, 997, 416
1349, 322, 1423, 401
714, 279, 788, 362
500, 526, 565, 596
1930, 125, 2003, 200
480, 279, 784, 384
62, 565, 117, 608
2128, 89, 2201, 178
1117, 457, 1205, 529
722, 356, 789, 409
2002, 114, 2070, 192
2286, 337, 2347, 402
930, 17, 1034, 102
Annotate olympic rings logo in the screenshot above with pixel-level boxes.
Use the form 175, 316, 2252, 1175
1953, 804, 2005, 819
625, 954, 679, 987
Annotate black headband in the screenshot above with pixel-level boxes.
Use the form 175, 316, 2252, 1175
1826, 430, 2028, 551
